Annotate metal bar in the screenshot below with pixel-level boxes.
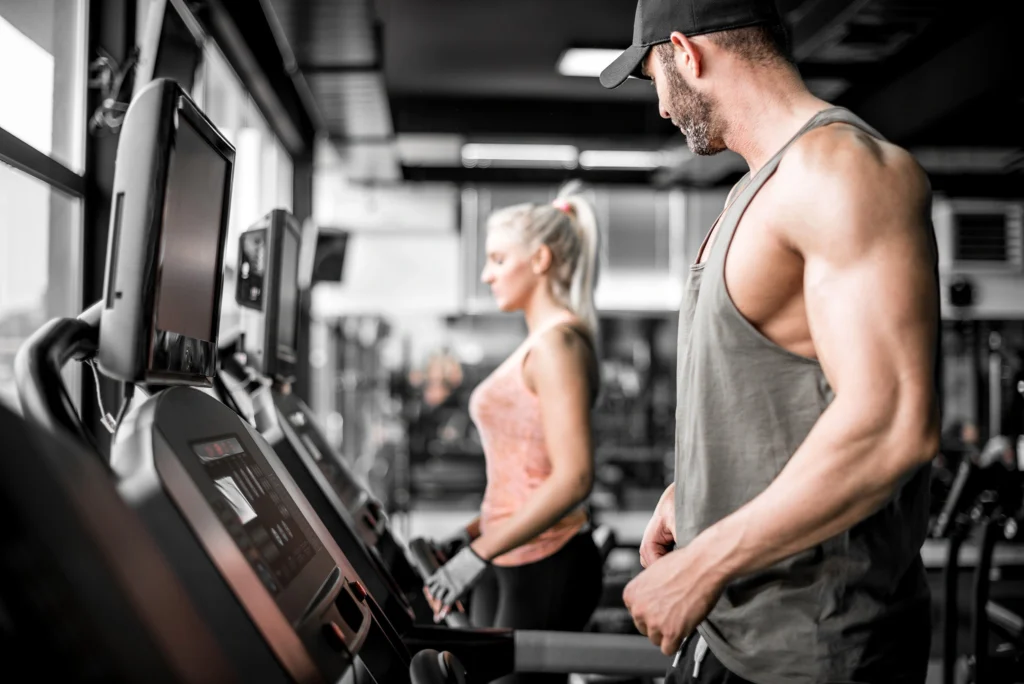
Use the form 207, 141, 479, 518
986, 600, 1024, 640
514, 630, 671, 676
972, 516, 1002, 683
297, 62, 381, 74
942, 529, 966, 684
201, 0, 315, 156
0, 127, 86, 198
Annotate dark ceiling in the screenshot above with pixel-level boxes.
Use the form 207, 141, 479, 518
258, 0, 1022, 190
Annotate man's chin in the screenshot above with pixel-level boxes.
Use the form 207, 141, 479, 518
684, 138, 726, 157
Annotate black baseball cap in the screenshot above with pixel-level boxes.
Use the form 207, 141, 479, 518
600, 0, 782, 89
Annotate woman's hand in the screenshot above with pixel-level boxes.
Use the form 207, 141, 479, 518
424, 546, 489, 621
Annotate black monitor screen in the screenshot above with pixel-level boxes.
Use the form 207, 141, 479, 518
155, 117, 228, 343
192, 436, 317, 594
277, 227, 299, 354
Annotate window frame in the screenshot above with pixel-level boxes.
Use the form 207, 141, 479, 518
0, 126, 87, 200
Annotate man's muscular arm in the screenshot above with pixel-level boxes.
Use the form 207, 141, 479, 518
695, 130, 940, 585
623, 130, 940, 654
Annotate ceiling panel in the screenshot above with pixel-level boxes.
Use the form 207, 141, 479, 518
255, 0, 1020, 185
307, 72, 393, 139
268, 0, 377, 66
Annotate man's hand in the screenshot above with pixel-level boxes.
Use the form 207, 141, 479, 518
640, 483, 676, 568
623, 542, 726, 656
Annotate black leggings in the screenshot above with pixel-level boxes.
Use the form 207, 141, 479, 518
469, 532, 603, 684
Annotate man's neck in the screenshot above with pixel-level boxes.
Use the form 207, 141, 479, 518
719, 66, 830, 172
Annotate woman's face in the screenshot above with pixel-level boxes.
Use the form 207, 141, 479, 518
480, 226, 542, 312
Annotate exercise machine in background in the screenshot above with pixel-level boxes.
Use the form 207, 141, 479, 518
932, 437, 1023, 684
220, 208, 446, 630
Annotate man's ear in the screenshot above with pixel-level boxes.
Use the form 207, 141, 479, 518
669, 31, 703, 78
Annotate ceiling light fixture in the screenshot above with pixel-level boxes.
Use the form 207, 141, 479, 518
579, 150, 668, 170
556, 48, 622, 78
461, 143, 579, 169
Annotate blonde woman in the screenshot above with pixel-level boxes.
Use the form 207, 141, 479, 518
427, 185, 604, 681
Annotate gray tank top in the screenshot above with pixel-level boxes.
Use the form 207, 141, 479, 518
675, 107, 933, 683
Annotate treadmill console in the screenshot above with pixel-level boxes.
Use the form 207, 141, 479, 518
114, 387, 373, 682
192, 435, 320, 595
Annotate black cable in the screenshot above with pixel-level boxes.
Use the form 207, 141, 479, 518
88, 47, 139, 135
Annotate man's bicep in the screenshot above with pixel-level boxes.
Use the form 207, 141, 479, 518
801, 176, 937, 410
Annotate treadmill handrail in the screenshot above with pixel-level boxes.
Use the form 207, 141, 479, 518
14, 303, 103, 452
514, 630, 671, 675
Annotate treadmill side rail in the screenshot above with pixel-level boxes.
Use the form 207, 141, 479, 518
514, 630, 672, 676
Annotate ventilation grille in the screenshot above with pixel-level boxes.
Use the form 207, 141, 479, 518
952, 206, 1024, 268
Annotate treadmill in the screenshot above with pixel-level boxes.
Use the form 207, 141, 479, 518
216, 209, 672, 681
0, 402, 238, 683
219, 209, 443, 631
14, 78, 460, 684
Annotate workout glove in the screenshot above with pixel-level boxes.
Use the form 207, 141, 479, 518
437, 528, 473, 561
425, 546, 488, 610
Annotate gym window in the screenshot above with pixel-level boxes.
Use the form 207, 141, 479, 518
0, 0, 88, 412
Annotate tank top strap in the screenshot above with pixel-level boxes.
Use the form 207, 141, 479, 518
815, 107, 887, 141
704, 107, 866, 269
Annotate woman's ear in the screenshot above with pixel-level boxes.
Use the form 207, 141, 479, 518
532, 244, 553, 275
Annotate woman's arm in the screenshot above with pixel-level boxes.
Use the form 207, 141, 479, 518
470, 326, 596, 561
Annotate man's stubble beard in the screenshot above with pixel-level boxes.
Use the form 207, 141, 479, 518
660, 53, 727, 157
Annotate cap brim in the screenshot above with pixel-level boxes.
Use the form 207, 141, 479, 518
599, 44, 651, 89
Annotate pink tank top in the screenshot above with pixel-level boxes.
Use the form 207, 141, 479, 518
470, 314, 590, 567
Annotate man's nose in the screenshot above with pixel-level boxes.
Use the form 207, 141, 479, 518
659, 103, 671, 120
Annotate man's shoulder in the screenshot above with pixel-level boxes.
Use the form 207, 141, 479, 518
774, 117, 931, 253
782, 119, 927, 200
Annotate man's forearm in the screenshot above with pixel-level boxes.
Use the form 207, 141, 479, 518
689, 395, 936, 583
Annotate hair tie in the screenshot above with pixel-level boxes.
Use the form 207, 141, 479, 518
552, 199, 574, 215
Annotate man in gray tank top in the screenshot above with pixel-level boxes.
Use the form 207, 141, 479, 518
601, 1, 939, 683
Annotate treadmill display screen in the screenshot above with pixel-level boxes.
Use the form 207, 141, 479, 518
154, 116, 228, 344
192, 436, 316, 594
